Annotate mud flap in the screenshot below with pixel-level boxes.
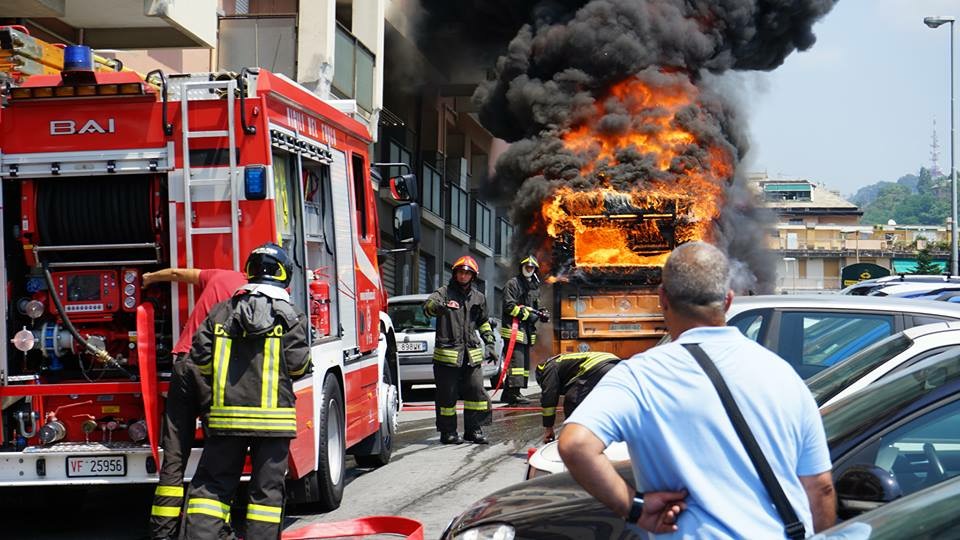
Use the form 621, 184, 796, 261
136, 303, 160, 466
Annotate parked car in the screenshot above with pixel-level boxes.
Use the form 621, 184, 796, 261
840, 275, 960, 296
868, 282, 960, 299
726, 295, 960, 378
815, 475, 960, 539
807, 322, 960, 407
446, 350, 960, 539
387, 294, 503, 396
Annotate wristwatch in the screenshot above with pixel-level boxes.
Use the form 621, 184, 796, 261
626, 492, 645, 523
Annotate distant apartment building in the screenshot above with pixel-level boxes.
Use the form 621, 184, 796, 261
751, 173, 949, 292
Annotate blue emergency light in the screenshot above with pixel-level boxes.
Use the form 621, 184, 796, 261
63, 45, 94, 72
245, 165, 267, 200
62, 45, 97, 84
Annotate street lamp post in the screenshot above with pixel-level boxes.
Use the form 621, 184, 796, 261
925, 16, 958, 276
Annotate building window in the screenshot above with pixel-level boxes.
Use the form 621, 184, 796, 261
333, 24, 375, 113
219, 17, 296, 79
386, 139, 411, 183
763, 182, 812, 201
497, 217, 515, 256
422, 163, 443, 216
474, 199, 493, 247
450, 185, 470, 232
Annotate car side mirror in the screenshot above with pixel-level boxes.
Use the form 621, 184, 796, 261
393, 203, 421, 247
835, 465, 902, 519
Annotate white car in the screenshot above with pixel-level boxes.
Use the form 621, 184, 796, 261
387, 294, 503, 396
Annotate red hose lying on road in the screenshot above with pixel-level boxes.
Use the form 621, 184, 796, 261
282, 516, 424, 539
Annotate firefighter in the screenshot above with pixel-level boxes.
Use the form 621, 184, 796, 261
145, 267, 247, 540
423, 255, 496, 444
536, 351, 621, 443
499, 255, 548, 405
183, 243, 310, 540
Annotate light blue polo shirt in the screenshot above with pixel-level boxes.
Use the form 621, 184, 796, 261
566, 326, 831, 539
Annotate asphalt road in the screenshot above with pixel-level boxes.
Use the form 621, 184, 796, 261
0, 384, 545, 540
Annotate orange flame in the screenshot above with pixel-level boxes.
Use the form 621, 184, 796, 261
542, 76, 732, 270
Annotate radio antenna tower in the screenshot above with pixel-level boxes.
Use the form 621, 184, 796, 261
931, 119, 943, 178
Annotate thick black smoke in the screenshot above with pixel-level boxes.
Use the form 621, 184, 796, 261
417, 0, 837, 293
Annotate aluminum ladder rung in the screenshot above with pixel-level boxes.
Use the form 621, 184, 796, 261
187, 130, 230, 139
190, 227, 233, 235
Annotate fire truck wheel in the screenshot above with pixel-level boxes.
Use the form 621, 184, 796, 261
315, 373, 346, 511
354, 366, 398, 468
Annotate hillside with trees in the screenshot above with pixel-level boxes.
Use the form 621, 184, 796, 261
856, 168, 950, 226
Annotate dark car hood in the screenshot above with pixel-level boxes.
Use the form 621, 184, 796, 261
444, 461, 641, 540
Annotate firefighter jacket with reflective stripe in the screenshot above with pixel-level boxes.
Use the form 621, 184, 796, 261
536, 352, 620, 427
423, 280, 494, 368
190, 291, 310, 438
501, 274, 541, 345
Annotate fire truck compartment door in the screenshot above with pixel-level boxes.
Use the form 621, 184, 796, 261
329, 148, 356, 341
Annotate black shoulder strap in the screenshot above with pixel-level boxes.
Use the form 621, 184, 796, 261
682, 343, 806, 540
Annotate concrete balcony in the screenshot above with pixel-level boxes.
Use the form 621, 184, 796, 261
7, 0, 217, 48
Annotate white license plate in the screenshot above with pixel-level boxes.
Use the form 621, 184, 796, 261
610, 323, 642, 332
398, 341, 427, 352
66, 455, 126, 477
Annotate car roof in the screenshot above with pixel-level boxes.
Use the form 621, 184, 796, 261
901, 321, 960, 338
871, 283, 960, 297
387, 294, 429, 304
728, 294, 960, 318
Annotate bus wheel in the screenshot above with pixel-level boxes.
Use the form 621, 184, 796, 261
316, 373, 345, 511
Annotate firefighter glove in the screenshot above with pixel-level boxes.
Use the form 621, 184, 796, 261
540, 309, 550, 323
527, 309, 540, 324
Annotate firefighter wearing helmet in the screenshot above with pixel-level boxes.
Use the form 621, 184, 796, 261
183, 243, 310, 540
423, 255, 496, 444
499, 254, 548, 405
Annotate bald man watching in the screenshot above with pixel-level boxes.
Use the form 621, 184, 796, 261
559, 242, 835, 537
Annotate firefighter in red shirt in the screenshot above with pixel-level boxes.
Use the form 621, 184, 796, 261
183, 244, 310, 540
145, 267, 246, 540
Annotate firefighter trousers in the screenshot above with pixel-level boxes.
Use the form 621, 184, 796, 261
183, 436, 289, 540
433, 362, 490, 434
150, 358, 211, 540
563, 362, 618, 418
503, 341, 531, 390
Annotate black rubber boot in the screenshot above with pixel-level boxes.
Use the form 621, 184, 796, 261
464, 429, 488, 444
440, 432, 463, 444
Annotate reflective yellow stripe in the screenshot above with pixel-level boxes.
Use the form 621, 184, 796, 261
509, 305, 522, 317
434, 348, 459, 358
463, 400, 488, 411
212, 406, 296, 418
151, 505, 182, 517
262, 336, 280, 409
510, 368, 525, 375
433, 348, 460, 365
247, 503, 282, 523
155, 485, 184, 497
289, 358, 309, 377
520, 307, 530, 321
208, 414, 297, 424
478, 322, 492, 333
186, 497, 230, 520
207, 418, 297, 431
439, 406, 457, 416
213, 335, 232, 408
575, 352, 618, 379
197, 362, 213, 376
542, 407, 556, 416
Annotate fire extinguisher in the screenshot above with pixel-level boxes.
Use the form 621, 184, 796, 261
309, 269, 331, 337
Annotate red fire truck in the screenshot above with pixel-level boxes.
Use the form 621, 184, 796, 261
0, 47, 420, 511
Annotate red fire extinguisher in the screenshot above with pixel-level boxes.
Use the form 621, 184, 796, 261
309, 269, 331, 337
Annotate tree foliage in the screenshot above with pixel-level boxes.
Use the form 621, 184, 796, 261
860, 168, 950, 226
912, 248, 942, 275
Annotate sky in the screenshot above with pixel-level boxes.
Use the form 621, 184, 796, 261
743, 0, 959, 197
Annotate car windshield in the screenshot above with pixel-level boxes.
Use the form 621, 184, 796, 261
823, 348, 960, 444
807, 333, 912, 406
388, 302, 435, 332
